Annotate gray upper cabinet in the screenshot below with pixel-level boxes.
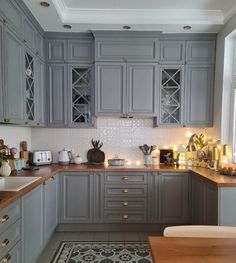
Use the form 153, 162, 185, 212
0, 0, 22, 38
127, 63, 157, 116
185, 65, 214, 126
35, 32, 44, 60
22, 185, 44, 263
160, 41, 185, 64
23, 17, 35, 51
186, 41, 215, 64
46, 39, 67, 63
4, 28, 24, 124
0, 21, 4, 122
61, 173, 94, 223
47, 64, 67, 127
68, 40, 94, 63
96, 62, 126, 115
158, 173, 190, 223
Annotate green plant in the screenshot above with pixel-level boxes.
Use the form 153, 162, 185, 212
0, 152, 14, 163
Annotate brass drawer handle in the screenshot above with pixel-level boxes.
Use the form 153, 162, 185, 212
2, 254, 11, 262
122, 202, 129, 207
123, 215, 129, 219
122, 176, 129, 181
0, 215, 9, 223
123, 189, 128, 193
1, 239, 10, 248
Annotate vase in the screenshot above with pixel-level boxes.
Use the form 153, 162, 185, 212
144, 154, 152, 166
0, 161, 11, 176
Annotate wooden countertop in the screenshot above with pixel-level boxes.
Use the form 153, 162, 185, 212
149, 236, 236, 263
0, 163, 236, 210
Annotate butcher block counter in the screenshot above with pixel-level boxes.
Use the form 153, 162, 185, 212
0, 163, 236, 211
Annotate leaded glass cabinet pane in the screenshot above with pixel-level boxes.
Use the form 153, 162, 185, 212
159, 66, 184, 126
25, 52, 35, 122
69, 65, 94, 127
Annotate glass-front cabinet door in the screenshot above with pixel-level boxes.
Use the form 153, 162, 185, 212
158, 65, 184, 126
24, 51, 36, 124
68, 64, 95, 127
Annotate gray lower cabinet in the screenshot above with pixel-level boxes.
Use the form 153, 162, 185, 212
22, 185, 44, 263
44, 176, 58, 244
1, 241, 22, 263
191, 174, 218, 225
47, 64, 67, 127
185, 65, 214, 127
4, 28, 24, 124
61, 173, 94, 223
0, 21, 4, 122
96, 62, 126, 115
158, 173, 190, 223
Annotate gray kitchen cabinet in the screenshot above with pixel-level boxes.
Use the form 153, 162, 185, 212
0, 0, 22, 38
23, 17, 35, 51
93, 173, 104, 223
47, 64, 67, 127
185, 65, 214, 127
159, 41, 185, 64
22, 185, 44, 263
205, 181, 218, 225
44, 176, 58, 244
0, 21, 4, 122
35, 58, 45, 126
96, 62, 126, 115
46, 39, 67, 63
186, 41, 215, 64
35, 32, 44, 60
68, 40, 94, 63
61, 173, 94, 223
1, 241, 22, 263
4, 28, 24, 124
158, 172, 190, 223
127, 63, 157, 116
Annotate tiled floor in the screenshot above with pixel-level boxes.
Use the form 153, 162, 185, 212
36, 231, 159, 263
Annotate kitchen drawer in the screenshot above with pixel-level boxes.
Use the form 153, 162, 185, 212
0, 201, 21, 235
105, 185, 147, 197
0, 220, 21, 259
104, 211, 147, 223
105, 198, 147, 210
105, 173, 147, 184
0, 241, 21, 263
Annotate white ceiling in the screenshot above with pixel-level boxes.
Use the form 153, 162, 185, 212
23, 0, 236, 33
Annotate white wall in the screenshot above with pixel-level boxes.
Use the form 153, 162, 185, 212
0, 125, 31, 157
31, 118, 216, 163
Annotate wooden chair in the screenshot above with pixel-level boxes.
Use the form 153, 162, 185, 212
164, 225, 236, 238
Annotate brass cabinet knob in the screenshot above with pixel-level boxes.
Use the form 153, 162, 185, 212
122, 176, 128, 181
2, 254, 11, 262
0, 215, 9, 223
123, 189, 128, 193
122, 202, 129, 207
123, 215, 129, 219
1, 239, 10, 248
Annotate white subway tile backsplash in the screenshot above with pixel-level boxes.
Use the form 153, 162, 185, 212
31, 117, 217, 164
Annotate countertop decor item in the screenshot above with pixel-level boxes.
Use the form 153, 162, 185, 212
0, 161, 11, 176
20, 141, 30, 165
139, 144, 157, 166
108, 158, 125, 166
0, 140, 14, 176
87, 139, 105, 164
58, 149, 72, 166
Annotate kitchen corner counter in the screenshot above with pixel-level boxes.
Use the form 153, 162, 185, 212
0, 164, 236, 210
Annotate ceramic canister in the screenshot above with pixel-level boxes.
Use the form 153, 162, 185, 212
0, 161, 11, 176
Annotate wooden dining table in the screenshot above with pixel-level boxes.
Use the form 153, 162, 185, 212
148, 236, 236, 263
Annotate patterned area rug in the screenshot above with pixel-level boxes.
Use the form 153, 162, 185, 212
51, 241, 153, 263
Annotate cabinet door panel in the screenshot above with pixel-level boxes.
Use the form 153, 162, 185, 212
0, 21, 4, 122
61, 173, 93, 223
46, 40, 66, 62
96, 63, 126, 115
159, 173, 189, 223
23, 18, 35, 50
4, 29, 24, 124
127, 63, 157, 115
22, 185, 44, 263
205, 182, 218, 225
35, 33, 44, 59
160, 41, 185, 64
47, 64, 67, 127
185, 65, 214, 126
68, 40, 94, 63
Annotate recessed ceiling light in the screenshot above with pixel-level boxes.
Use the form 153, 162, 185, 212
40, 1, 50, 7
123, 25, 131, 30
63, 24, 72, 29
183, 25, 192, 30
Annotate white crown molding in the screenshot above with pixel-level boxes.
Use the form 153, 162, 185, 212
224, 3, 236, 23
51, 0, 224, 25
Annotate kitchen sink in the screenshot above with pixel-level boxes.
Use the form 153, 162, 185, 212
0, 177, 41, 191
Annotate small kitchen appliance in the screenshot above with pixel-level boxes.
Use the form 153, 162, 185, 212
58, 149, 73, 165
29, 151, 52, 166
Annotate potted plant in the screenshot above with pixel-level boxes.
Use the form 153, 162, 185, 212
0, 141, 14, 176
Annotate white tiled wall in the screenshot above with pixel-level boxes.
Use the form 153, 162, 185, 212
0, 125, 31, 158
31, 118, 218, 163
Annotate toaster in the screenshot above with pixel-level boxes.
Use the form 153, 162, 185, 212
29, 151, 52, 166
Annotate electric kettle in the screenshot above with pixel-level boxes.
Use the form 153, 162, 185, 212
58, 149, 72, 165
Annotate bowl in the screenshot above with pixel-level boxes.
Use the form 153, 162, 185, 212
108, 159, 125, 166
